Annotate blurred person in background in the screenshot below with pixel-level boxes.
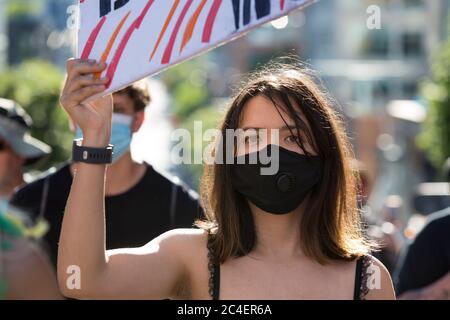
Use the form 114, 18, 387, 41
0, 98, 51, 212
0, 207, 62, 299
395, 157, 450, 299
0, 98, 59, 299
10, 74, 202, 268
353, 160, 404, 274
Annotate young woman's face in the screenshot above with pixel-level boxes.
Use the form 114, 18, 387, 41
236, 95, 317, 156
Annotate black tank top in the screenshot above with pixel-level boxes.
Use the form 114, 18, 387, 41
207, 235, 372, 300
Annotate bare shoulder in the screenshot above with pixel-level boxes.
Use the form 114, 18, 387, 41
152, 228, 209, 247
139, 228, 209, 261
362, 255, 396, 300
106, 228, 210, 270
103, 228, 210, 299
150, 228, 211, 298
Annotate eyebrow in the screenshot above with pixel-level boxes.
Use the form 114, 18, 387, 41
241, 125, 299, 131
113, 103, 125, 111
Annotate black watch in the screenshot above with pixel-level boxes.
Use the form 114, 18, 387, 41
72, 139, 114, 164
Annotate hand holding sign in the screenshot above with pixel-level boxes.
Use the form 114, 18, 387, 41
60, 59, 113, 147
78, 0, 314, 97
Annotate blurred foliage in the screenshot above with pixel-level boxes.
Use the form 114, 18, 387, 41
180, 106, 224, 183
0, 59, 72, 171
161, 58, 223, 185
6, 2, 42, 17
160, 58, 210, 119
418, 29, 450, 174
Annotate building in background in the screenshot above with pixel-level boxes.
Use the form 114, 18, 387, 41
301, 0, 449, 219
304, 0, 448, 114
0, 0, 75, 68
0, 0, 7, 70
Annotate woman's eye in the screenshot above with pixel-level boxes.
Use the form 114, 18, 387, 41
245, 135, 260, 145
286, 135, 301, 144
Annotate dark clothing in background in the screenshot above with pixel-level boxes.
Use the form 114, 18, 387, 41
395, 207, 450, 295
10, 162, 202, 267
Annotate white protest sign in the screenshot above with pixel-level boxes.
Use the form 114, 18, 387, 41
78, 0, 314, 96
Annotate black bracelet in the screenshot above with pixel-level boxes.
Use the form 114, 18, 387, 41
72, 139, 114, 164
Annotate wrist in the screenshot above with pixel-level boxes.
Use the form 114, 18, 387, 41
82, 127, 111, 148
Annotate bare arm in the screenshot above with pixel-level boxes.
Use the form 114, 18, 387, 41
57, 59, 185, 299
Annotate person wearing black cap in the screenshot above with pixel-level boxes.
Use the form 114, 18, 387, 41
0, 98, 51, 212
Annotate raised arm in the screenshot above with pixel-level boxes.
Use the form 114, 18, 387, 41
57, 59, 186, 299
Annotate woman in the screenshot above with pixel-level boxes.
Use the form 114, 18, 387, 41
57, 59, 395, 300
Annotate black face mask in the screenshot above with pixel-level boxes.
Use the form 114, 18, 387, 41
230, 144, 322, 215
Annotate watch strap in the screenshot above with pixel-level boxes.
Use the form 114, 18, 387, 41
72, 139, 113, 164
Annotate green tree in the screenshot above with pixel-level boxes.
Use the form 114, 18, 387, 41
180, 105, 223, 183
6, 1, 42, 17
161, 58, 222, 185
0, 59, 72, 171
418, 30, 450, 174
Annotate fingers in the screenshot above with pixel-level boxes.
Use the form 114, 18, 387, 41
66, 58, 107, 80
61, 84, 107, 110
67, 75, 109, 93
61, 59, 109, 110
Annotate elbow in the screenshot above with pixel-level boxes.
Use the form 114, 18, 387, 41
57, 275, 97, 300
57, 263, 91, 299
57, 263, 106, 299
57, 270, 83, 299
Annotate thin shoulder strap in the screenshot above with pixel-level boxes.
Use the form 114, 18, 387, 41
354, 255, 372, 300
353, 257, 363, 300
207, 233, 220, 300
212, 263, 220, 300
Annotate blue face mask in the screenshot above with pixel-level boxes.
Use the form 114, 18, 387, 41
76, 113, 133, 162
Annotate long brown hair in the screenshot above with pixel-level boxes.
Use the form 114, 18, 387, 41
197, 62, 372, 265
